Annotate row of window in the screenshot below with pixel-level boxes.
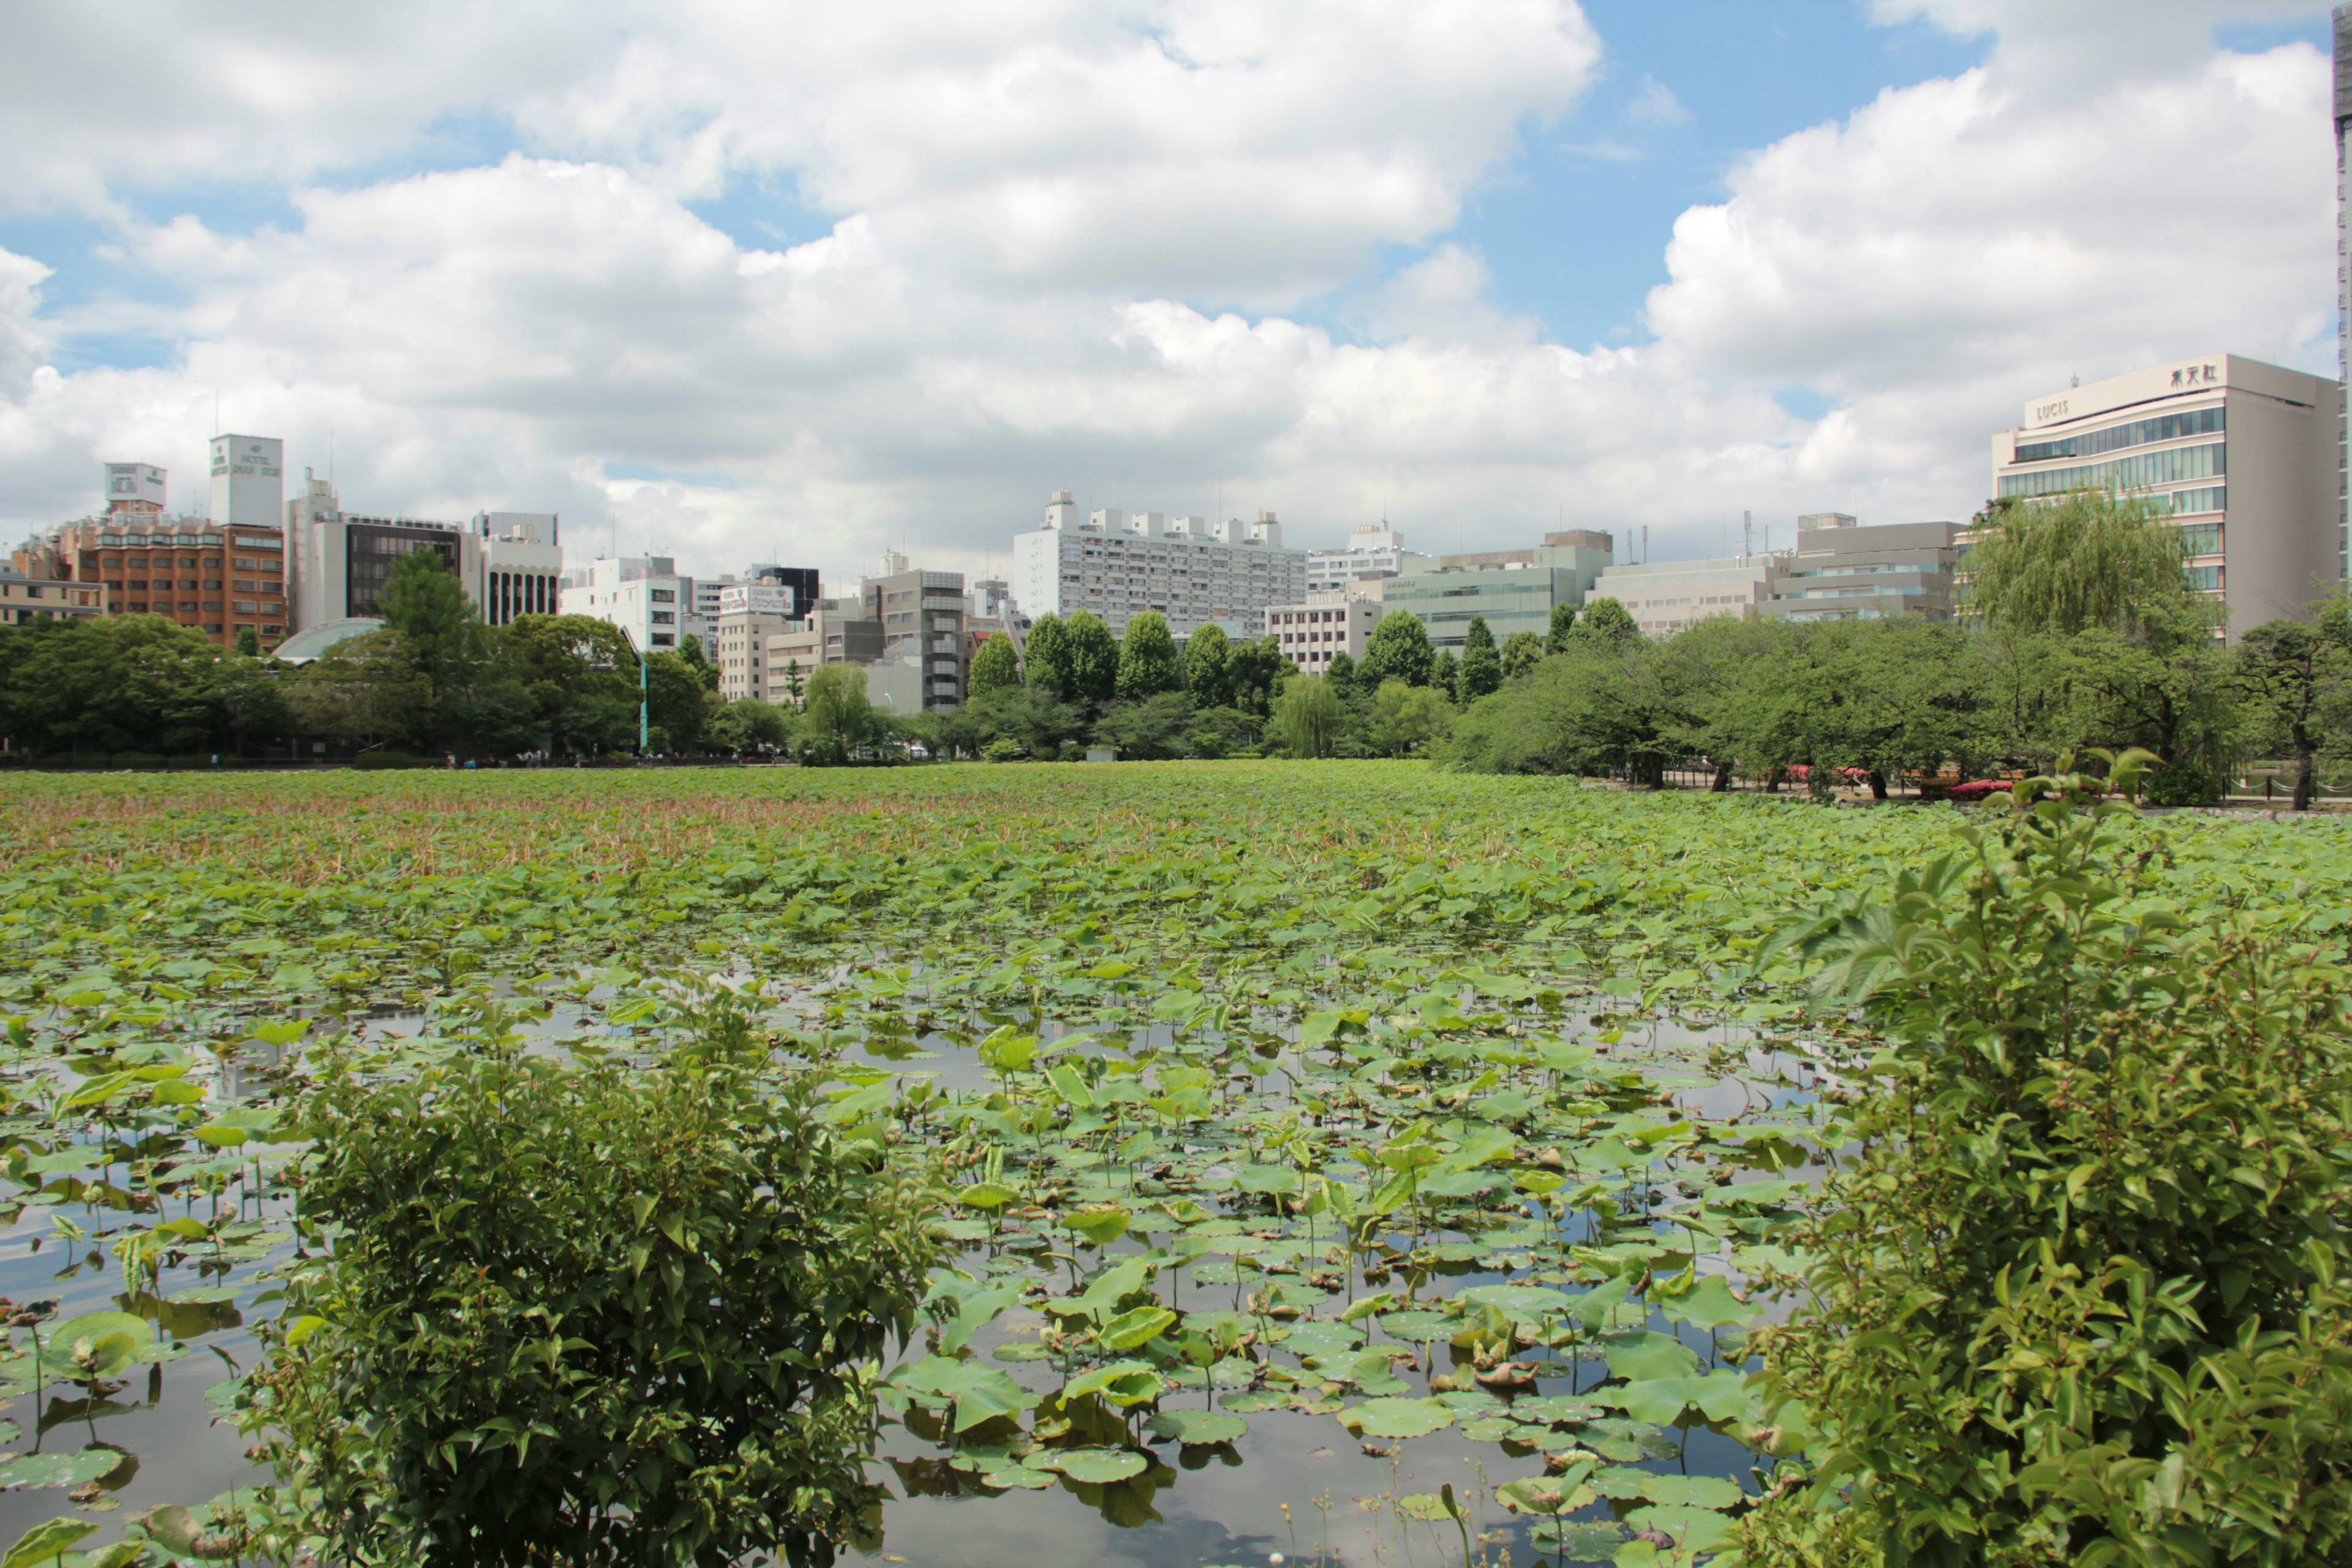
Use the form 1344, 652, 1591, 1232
2146, 486, 2227, 517
1997, 442, 2225, 499
2014, 404, 2223, 464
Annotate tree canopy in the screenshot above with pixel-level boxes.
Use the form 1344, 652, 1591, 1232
967, 632, 1020, 698
1359, 611, 1434, 689
1114, 612, 1183, 700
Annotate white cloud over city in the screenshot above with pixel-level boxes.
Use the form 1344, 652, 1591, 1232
0, 0, 2335, 583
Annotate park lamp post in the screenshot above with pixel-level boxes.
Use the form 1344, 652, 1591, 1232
620, 624, 649, 754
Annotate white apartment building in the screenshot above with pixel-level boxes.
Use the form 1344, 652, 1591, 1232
1011, 489, 1308, 636
560, 556, 698, 653
1265, 593, 1387, 676
1592, 555, 1785, 638
1990, 353, 2341, 640
469, 512, 562, 627
1307, 523, 1425, 595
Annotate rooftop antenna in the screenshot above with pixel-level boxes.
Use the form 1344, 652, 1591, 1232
1642, 524, 1649, 564
1743, 509, 1752, 561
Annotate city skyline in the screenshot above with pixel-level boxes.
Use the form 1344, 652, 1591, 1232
0, 2, 2339, 592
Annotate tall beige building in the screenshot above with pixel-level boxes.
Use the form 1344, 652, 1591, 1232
1990, 353, 2341, 640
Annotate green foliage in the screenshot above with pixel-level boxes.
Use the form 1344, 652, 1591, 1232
1114, 612, 1183, 701
2236, 609, 2352, 810
1498, 630, 1545, 681
1573, 597, 1638, 647
1547, 602, 1578, 654
234, 627, 260, 657
1359, 612, 1434, 690
645, 652, 708, 752
1090, 692, 1195, 759
1022, 614, 1071, 698
1270, 674, 1348, 759
262, 1006, 941, 1568
1324, 649, 1359, 699
967, 632, 1021, 699
707, 697, 796, 753
1059, 612, 1120, 707
1182, 621, 1232, 709
1750, 756, 2352, 1566
1431, 647, 1460, 704
1966, 492, 2202, 639
802, 664, 878, 764
380, 551, 486, 742
1222, 635, 1287, 717
1368, 680, 1452, 756
949, 684, 1082, 758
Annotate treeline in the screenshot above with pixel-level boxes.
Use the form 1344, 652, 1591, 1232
1441, 492, 2350, 807
937, 600, 1634, 760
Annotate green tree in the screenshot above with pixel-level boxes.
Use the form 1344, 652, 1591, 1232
1498, 630, 1545, 681
646, 650, 709, 752
380, 549, 486, 744
0, 616, 226, 755
1114, 611, 1183, 700
1458, 615, 1501, 703
707, 698, 796, 754
780, 658, 807, 710
1182, 620, 1232, 709
262, 995, 940, 1568
493, 614, 643, 756
678, 633, 720, 692
967, 632, 1021, 698
287, 631, 434, 754
1368, 680, 1453, 757
801, 663, 878, 764
1022, 614, 1071, 697
1061, 612, 1120, 706
948, 684, 1082, 758
1224, 636, 1287, 718
1747, 760, 2352, 1566
2236, 611, 2351, 810
1964, 490, 2198, 638
1183, 704, 1260, 759
1270, 674, 1348, 759
1572, 597, 1638, 647
1090, 692, 1193, 759
1359, 611, 1434, 689
1431, 647, 1461, 705
1324, 649, 1359, 699
235, 626, 260, 657
1546, 601, 1578, 654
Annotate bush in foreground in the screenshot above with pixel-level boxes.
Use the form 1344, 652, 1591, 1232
1734, 752, 2352, 1566
255, 1001, 941, 1567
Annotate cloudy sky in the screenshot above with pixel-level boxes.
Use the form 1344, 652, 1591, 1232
0, 0, 2337, 586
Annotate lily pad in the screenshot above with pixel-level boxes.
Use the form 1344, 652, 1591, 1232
1047, 1447, 1148, 1485
0, 1449, 120, 1489
1347, 1398, 1455, 1439
1147, 1409, 1248, 1446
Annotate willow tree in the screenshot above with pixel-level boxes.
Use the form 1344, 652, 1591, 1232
1963, 491, 2201, 637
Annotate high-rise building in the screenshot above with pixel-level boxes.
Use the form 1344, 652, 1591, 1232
1011, 489, 1308, 636
1989, 354, 2340, 639
861, 558, 967, 710
1307, 523, 1425, 595
208, 435, 283, 530
287, 473, 467, 625
1379, 530, 1615, 649
12, 462, 282, 647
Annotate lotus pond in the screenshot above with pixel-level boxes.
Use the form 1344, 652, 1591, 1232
0, 763, 2346, 1567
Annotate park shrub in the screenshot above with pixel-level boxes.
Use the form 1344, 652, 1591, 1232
1733, 752, 2352, 1567
981, 737, 1027, 763
254, 998, 943, 1568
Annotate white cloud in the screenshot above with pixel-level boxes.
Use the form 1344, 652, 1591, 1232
1625, 77, 1691, 127
0, 0, 2338, 588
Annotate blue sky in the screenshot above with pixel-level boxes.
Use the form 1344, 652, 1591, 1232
0, 2, 2339, 578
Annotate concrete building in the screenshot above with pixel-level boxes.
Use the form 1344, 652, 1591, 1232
1380, 530, 1615, 649
1307, 523, 1425, 595
13, 463, 284, 647
1761, 514, 1961, 624
559, 556, 698, 654
1592, 554, 1785, 638
208, 435, 283, 532
714, 598, 884, 704
1989, 353, 2340, 639
0, 574, 106, 626
860, 554, 966, 710
1265, 593, 1386, 675
288, 475, 467, 626
469, 513, 563, 628
1011, 489, 1307, 636
966, 577, 1030, 660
